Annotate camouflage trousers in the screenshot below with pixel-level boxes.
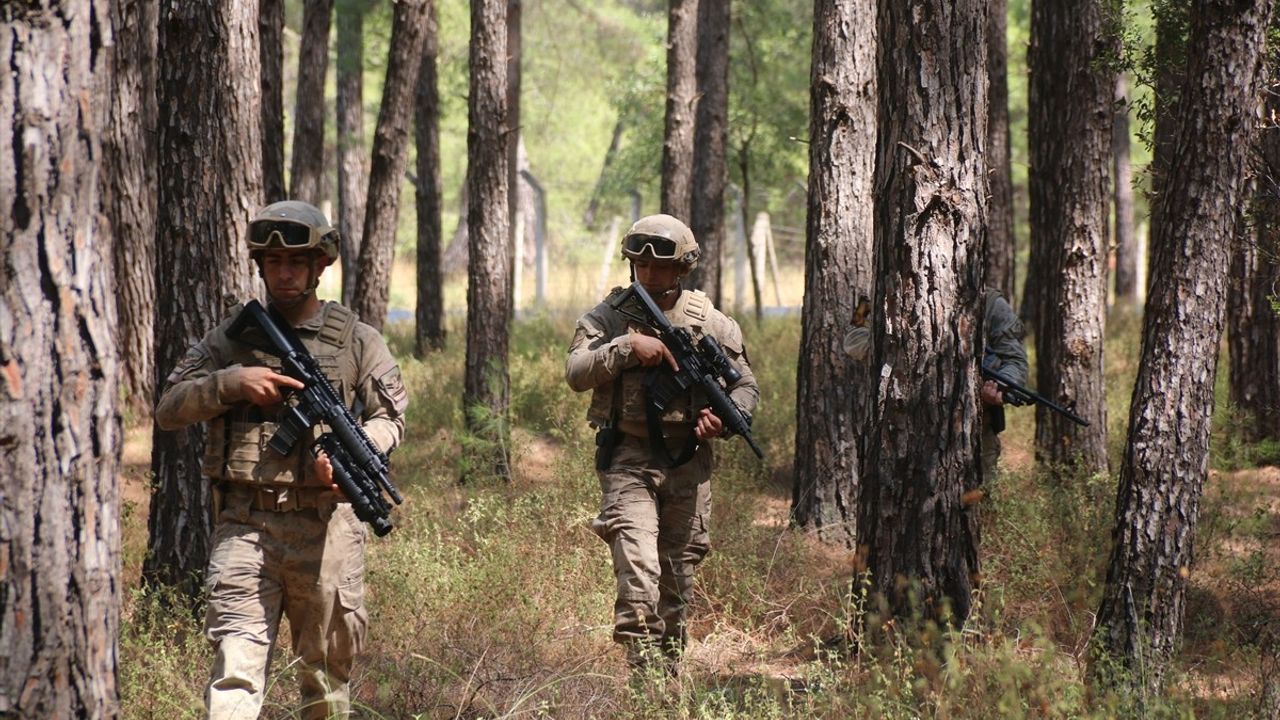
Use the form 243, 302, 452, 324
590, 432, 712, 659
203, 490, 368, 720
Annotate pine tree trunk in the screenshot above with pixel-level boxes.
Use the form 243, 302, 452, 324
352, 0, 429, 330
464, 0, 512, 479
1027, 0, 1111, 475
1147, 3, 1191, 281
1229, 62, 1280, 444
661, 0, 698, 222
416, 0, 446, 355
859, 0, 987, 626
337, 0, 368, 305
146, 0, 262, 598
1112, 74, 1139, 304
289, 0, 333, 205
101, 0, 158, 422
2, 3, 122, 714
1093, 0, 1274, 693
260, 0, 286, 202
792, 0, 875, 549
687, 0, 729, 304
986, 0, 1017, 301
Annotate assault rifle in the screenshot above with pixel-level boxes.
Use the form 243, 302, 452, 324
227, 300, 403, 536
981, 353, 1089, 427
611, 282, 764, 461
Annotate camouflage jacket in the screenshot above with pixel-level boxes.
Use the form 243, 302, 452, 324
155, 301, 407, 487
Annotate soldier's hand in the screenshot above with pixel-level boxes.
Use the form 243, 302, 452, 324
235, 366, 305, 406
981, 380, 1004, 406
694, 407, 724, 440
630, 333, 679, 371
310, 450, 344, 497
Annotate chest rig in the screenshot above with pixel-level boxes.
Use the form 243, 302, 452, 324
202, 303, 359, 486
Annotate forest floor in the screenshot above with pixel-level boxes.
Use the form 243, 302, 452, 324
116, 312, 1280, 719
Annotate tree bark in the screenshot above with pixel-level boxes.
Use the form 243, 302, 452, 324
289, 0, 334, 205
661, 0, 698, 222
101, 0, 158, 422
352, 0, 429, 330
792, 0, 875, 549
1112, 74, 1139, 305
1027, 0, 1112, 475
506, 0, 522, 316
687, 0, 729, 305
1146, 2, 1191, 283
1093, 0, 1274, 694
859, 0, 987, 626
260, 0, 286, 202
1228, 51, 1280, 444
465, 0, 512, 479
337, 0, 368, 305
985, 0, 1016, 301
146, 0, 262, 599
1, 2, 122, 714
416, 0, 446, 355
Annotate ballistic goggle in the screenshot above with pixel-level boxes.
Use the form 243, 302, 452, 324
247, 219, 335, 252
622, 233, 680, 259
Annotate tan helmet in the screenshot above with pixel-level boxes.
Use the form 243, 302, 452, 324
247, 200, 340, 262
620, 214, 700, 271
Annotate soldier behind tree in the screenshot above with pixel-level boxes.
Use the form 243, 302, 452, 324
844, 288, 1028, 481
155, 201, 408, 719
565, 214, 759, 674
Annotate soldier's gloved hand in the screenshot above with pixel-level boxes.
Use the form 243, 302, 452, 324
630, 333, 679, 371
233, 366, 305, 406
694, 407, 724, 440
980, 380, 1004, 406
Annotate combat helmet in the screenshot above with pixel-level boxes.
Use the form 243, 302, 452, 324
247, 200, 340, 262
620, 214, 700, 272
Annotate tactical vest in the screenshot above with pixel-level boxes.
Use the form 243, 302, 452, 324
586, 289, 743, 427
202, 302, 359, 486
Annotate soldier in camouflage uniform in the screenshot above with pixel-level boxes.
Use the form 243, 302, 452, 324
843, 288, 1028, 481
565, 214, 759, 674
155, 201, 408, 720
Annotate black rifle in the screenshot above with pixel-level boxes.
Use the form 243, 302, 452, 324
980, 353, 1089, 427
227, 300, 403, 536
611, 282, 764, 461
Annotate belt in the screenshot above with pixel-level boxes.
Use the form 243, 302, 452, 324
617, 419, 696, 439
220, 483, 340, 512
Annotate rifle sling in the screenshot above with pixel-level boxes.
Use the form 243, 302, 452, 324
643, 370, 700, 469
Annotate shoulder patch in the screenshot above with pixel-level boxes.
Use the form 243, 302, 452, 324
375, 366, 409, 417
167, 345, 211, 383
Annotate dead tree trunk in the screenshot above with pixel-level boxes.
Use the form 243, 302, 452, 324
792, 0, 875, 549
859, 0, 987, 626
661, 0, 698, 222
464, 0, 512, 479
289, 0, 333, 205
336, 0, 367, 304
1027, 0, 1112, 475
352, 0, 429, 330
416, 0, 446, 355
688, 0, 729, 304
101, 0, 158, 421
1093, 0, 1274, 694
986, 0, 1016, 301
146, 0, 262, 599
260, 0, 286, 202
2, 5, 122, 715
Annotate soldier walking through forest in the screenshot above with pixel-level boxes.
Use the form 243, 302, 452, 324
565, 214, 760, 676
845, 287, 1028, 481
154, 201, 409, 719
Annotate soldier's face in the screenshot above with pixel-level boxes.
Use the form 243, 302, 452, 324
632, 258, 683, 295
261, 248, 326, 303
